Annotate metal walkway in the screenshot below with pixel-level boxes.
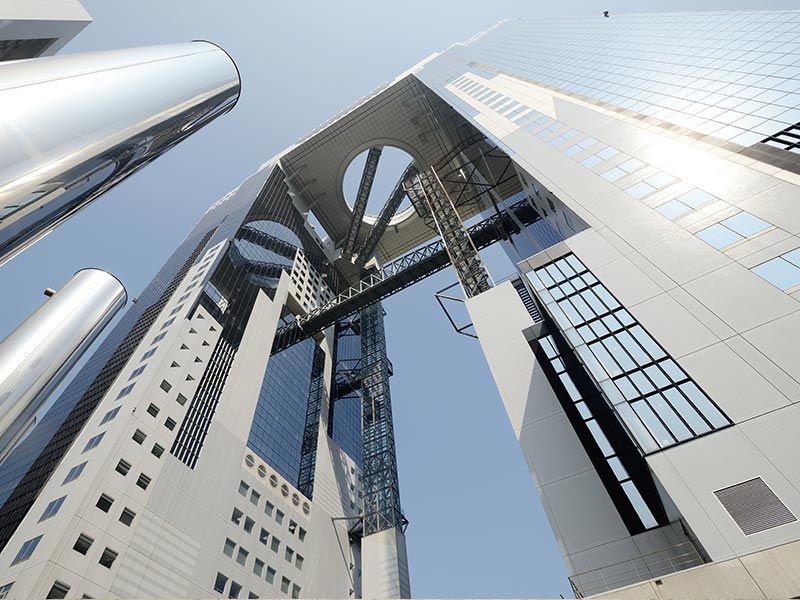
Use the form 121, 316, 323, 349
271, 198, 541, 354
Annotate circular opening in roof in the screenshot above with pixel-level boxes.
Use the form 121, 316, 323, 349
342, 146, 415, 223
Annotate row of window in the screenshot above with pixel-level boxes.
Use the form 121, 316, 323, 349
528, 254, 732, 453
237, 480, 307, 541
214, 570, 300, 599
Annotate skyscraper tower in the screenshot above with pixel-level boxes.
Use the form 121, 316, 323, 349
2, 9, 800, 599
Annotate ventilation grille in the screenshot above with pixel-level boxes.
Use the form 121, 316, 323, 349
715, 477, 797, 536
511, 277, 543, 323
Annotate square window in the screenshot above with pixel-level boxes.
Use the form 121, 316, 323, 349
696, 223, 743, 249
625, 181, 656, 199
119, 508, 136, 526
160, 380, 172, 392
165, 417, 177, 431
720, 211, 771, 237
132, 429, 146, 444
95, 494, 114, 513
100, 406, 120, 425
265, 566, 276, 584
73, 533, 94, 555
601, 166, 625, 182
176, 393, 188, 406
151, 443, 164, 458
47, 581, 70, 600
136, 473, 151, 490
223, 538, 236, 557
677, 188, 714, 208
12, 535, 42, 564
146, 403, 160, 417
214, 573, 228, 594
115, 459, 131, 476
236, 547, 249, 566
99, 547, 117, 569
752, 257, 800, 290
39, 495, 66, 522
63, 461, 87, 484
655, 199, 691, 219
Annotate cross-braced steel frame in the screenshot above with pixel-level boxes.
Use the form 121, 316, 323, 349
359, 302, 405, 535
297, 345, 326, 499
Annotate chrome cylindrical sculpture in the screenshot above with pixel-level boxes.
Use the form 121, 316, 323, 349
0, 41, 240, 265
0, 269, 126, 458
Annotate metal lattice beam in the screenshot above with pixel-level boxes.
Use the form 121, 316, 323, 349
406, 168, 492, 298
354, 162, 419, 266
360, 302, 404, 535
297, 346, 326, 499
270, 199, 540, 354
342, 146, 382, 256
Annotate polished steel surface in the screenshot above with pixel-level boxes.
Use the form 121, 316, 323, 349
0, 268, 126, 458
0, 41, 240, 265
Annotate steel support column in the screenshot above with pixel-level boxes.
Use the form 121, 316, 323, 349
360, 302, 404, 535
342, 147, 382, 256
297, 345, 326, 499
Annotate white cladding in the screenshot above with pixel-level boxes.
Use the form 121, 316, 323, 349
0, 0, 91, 58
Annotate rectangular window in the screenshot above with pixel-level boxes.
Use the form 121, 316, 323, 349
244, 517, 255, 534
284, 547, 294, 563
136, 473, 151, 490
295, 554, 303, 570
46, 581, 70, 600
12, 535, 42, 564
82, 432, 105, 453
99, 548, 118, 569
264, 501, 274, 516
39, 495, 66, 521
146, 403, 160, 417
119, 507, 136, 526
0, 583, 14, 600
751, 248, 800, 291
141, 347, 157, 361
100, 406, 120, 424
250, 490, 260, 506
128, 365, 146, 380
291, 584, 301, 599
275, 509, 284, 525
297, 527, 306, 542
254, 558, 265, 577
280, 577, 290, 594
223, 538, 236, 557
270, 537, 280, 553
238, 481, 249, 496
73, 533, 94, 555
165, 417, 177, 430
259, 528, 269, 545
151, 443, 165, 458
236, 547, 249, 566
265, 566, 276, 584
161, 317, 175, 330
62, 461, 87, 484
152, 332, 167, 344
176, 393, 188, 406
115, 459, 131, 476
116, 383, 135, 399
169, 304, 184, 316
132, 429, 146, 444
95, 493, 114, 513
231, 508, 243, 525
214, 573, 228, 594
159, 379, 172, 392
228, 581, 241, 599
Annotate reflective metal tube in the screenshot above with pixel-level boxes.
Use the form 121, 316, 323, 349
0, 268, 126, 458
0, 41, 241, 265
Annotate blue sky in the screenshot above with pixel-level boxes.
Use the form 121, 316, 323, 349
1, 0, 798, 596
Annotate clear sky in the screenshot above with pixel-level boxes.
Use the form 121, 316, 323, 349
1, 0, 798, 597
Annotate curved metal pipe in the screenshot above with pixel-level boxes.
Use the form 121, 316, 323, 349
0, 268, 127, 459
0, 41, 241, 265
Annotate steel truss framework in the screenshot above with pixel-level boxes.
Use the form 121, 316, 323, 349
359, 302, 405, 535
405, 167, 492, 298
271, 198, 541, 354
342, 146, 382, 256
297, 345, 326, 499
